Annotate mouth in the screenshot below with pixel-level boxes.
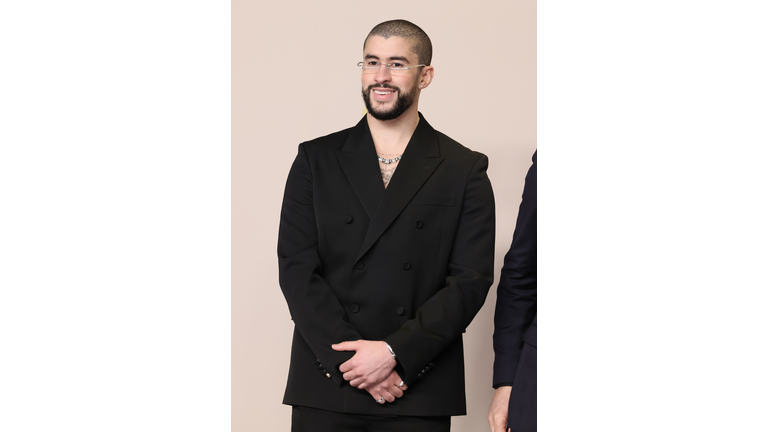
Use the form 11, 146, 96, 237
371, 87, 396, 101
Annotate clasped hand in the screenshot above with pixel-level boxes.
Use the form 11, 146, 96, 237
332, 339, 407, 404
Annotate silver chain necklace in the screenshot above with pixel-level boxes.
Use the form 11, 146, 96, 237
377, 154, 402, 164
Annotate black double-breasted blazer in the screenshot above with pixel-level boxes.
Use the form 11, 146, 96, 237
277, 113, 495, 416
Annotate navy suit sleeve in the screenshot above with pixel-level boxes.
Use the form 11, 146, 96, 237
492, 151, 537, 387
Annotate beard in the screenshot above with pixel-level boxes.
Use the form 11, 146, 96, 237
361, 80, 418, 121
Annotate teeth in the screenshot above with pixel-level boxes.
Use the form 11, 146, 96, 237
374, 90, 393, 95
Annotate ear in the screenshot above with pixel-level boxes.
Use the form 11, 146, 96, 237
418, 66, 435, 90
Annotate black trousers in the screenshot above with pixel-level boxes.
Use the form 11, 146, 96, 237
291, 405, 451, 432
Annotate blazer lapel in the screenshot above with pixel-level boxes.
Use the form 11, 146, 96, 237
356, 114, 444, 261
335, 116, 385, 219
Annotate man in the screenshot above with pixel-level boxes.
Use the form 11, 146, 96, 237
488, 152, 537, 432
277, 19, 496, 431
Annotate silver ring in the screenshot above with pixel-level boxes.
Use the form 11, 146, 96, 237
397, 381, 404, 388
377, 397, 384, 404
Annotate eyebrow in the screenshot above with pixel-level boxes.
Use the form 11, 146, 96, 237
364, 54, 412, 64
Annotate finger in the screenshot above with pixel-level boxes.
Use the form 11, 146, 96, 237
389, 386, 403, 398
380, 380, 403, 397
382, 390, 395, 403
391, 374, 406, 390
372, 392, 390, 404
343, 370, 359, 381
339, 360, 355, 374
350, 376, 372, 389
331, 341, 358, 351
365, 384, 386, 398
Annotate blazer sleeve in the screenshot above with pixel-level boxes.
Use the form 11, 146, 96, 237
385, 154, 496, 384
278, 144, 363, 387
492, 151, 537, 387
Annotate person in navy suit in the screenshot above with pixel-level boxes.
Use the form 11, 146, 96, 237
488, 151, 537, 432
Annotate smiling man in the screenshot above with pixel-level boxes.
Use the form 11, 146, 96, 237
277, 20, 496, 432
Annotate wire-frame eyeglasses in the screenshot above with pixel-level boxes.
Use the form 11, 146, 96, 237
357, 61, 426, 76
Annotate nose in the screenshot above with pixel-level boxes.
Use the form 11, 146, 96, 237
374, 64, 391, 83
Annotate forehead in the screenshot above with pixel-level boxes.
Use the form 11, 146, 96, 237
363, 35, 416, 62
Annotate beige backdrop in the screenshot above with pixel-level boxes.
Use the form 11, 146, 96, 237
232, 1, 536, 430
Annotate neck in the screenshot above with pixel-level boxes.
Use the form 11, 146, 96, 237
367, 106, 420, 154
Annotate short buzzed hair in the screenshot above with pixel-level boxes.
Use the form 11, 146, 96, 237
364, 19, 433, 66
